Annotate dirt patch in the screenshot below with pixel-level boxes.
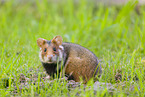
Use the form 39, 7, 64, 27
1, 68, 139, 96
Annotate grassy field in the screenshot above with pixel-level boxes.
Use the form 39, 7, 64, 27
0, 0, 145, 96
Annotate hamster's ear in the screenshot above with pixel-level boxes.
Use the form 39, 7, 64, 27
37, 38, 47, 48
51, 36, 63, 45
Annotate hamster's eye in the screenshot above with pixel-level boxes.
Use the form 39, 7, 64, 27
53, 47, 56, 51
44, 48, 47, 52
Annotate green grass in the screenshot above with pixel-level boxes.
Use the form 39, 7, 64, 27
0, 0, 145, 96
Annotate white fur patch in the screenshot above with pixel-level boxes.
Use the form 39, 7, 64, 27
58, 45, 64, 61
39, 50, 43, 62
59, 45, 64, 51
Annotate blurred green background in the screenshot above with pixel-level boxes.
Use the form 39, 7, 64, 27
0, 0, 145, 96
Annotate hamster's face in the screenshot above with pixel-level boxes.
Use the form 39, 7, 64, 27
37, 36, 64, 64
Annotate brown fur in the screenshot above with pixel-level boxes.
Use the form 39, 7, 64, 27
62, 42, 102, 83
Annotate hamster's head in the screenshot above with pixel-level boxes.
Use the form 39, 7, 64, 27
37, 36, 64, 64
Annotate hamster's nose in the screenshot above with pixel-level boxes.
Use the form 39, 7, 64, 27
47, 55, 53, 60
